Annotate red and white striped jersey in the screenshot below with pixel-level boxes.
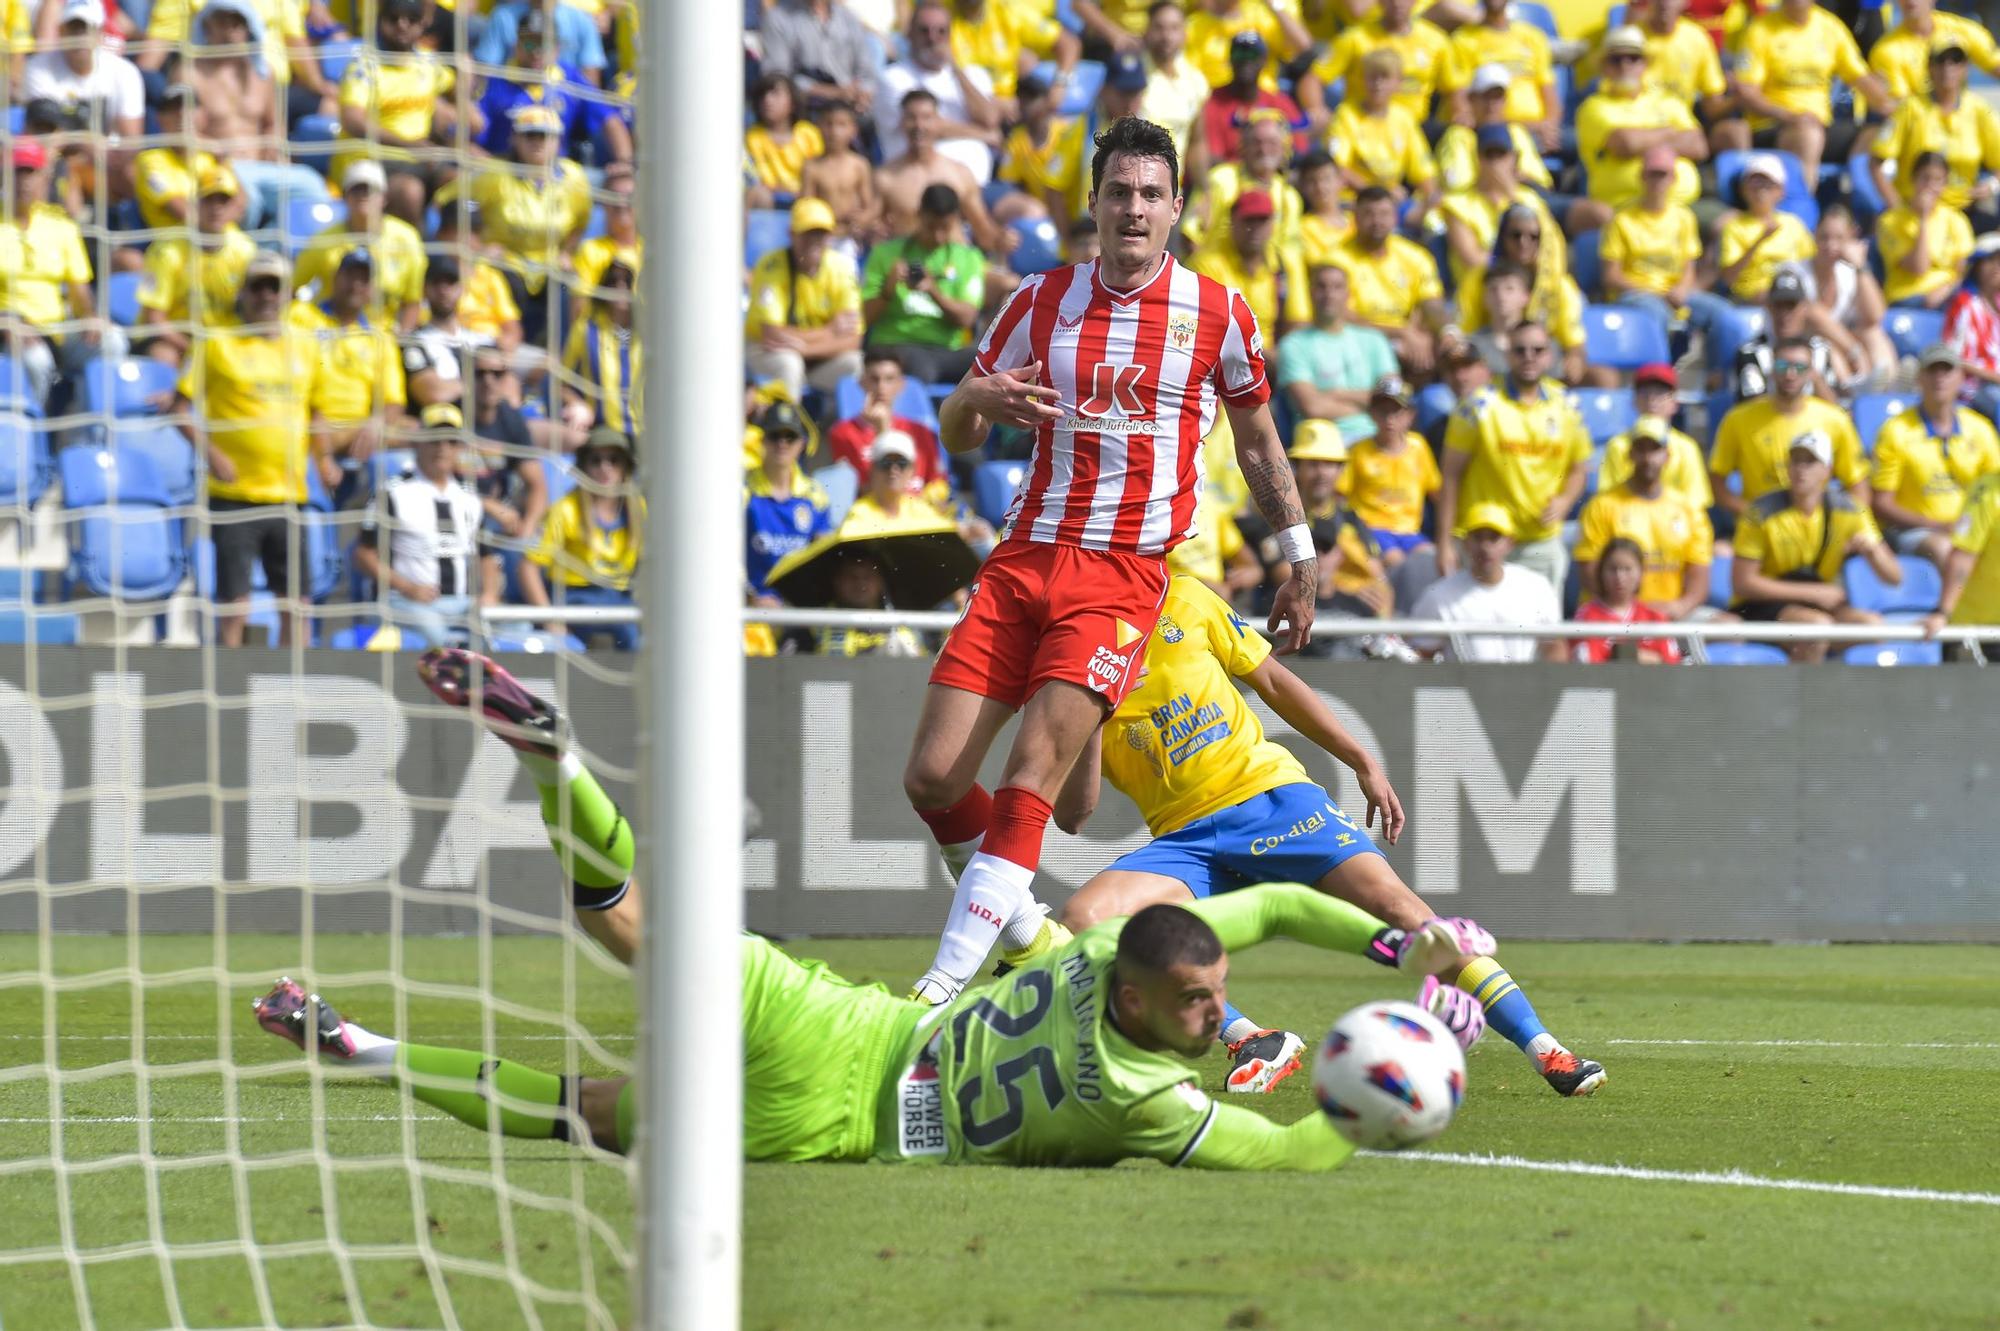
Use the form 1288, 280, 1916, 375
971, 255, 1270, 556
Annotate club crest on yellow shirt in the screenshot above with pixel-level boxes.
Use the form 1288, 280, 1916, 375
1156, 615, 1183, 644
1169, 312, 1197, 350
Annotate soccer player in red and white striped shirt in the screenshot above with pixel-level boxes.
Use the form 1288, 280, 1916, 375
904, 117, 1318, 1005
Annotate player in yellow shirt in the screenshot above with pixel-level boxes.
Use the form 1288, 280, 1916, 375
1870, 40, 2000, 215
1575, 423, 1715, 616
1436, 320, 1591, 591
292, 161, 429, 333
1730, 431, 1899, 661
1573, 27, 1706, 215
1925, 472, 2000, 641
1327, 50, 1440, 210
1329, 188, 1450, 375
1189, 190, 1311, 338
138, 165, 259, 367
1731, 0, 1893, 183
1870, 345, 2000, 566
1710, 335, 1870, 515
1305, 0, 1453, 122
1442, 0, 1558, 150
1867, 0, 2000, 101
1716, 152, 1817, 302
1338, 375, 1440, 558
292, 250, 408, 503
1599, 366, 1714, 510
1876, 154, 1976, 309
1053, 573, 1608, 1098
998, 74, 1088, 231
331, 0, 462, 227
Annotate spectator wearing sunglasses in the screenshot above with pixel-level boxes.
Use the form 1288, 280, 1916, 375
1711, 334, 1870, 521
1573, 25, 1706, 233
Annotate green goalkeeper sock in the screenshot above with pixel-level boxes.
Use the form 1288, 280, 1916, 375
538, 754, 636, 910
397, 1042, 577, 1141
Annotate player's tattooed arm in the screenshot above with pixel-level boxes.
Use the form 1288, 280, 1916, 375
1229, 402, 1316, 652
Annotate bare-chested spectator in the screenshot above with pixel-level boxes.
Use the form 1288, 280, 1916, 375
876, 1, 1003, 185
877, 90, 1012, 254
188, 0, 328, 233
137, 0, 341, 127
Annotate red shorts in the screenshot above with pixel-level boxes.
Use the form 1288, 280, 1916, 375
930, 541, 1169, 711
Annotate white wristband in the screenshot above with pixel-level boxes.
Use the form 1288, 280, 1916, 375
1276, 523, 1314, 568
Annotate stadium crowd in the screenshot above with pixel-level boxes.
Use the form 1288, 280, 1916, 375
737, 0, 2000, 666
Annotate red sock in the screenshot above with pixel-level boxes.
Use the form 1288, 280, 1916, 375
980, 786, 1054, 872
916, 784, 991, 846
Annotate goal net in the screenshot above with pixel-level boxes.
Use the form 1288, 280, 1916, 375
0, 4, 646, 1327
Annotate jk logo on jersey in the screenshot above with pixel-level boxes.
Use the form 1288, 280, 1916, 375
1078, 363, 1148, 420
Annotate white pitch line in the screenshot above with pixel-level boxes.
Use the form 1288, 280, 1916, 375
0, 1033, 636, 1043
0, 1113, 451, 1125
1603, 1038, 2000, 1050
1365, 1150, 2000, 1207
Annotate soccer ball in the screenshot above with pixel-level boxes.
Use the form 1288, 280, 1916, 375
1311, 1000, 1466, 1150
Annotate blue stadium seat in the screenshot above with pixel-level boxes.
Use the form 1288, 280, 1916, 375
813, 461, 858, 526
290, 113, 342, 175
1884, 308, 1946, 360
1707, 304, 1767, 370
61, 442, 175, 508
0, 416, 51, 511
110, 424, 197, 507
1510, 1, 1560, 37
1844, 554, 1942, 616
544, 459, 578, 511
1573, 387, 1635, 446
80, 358, 179, 418
106, 272, 143, 328
1850, 393, 1915, 454
0, 610, 78, 644
1707, 549, 1733, 610
745, 209, 792, 268
317, 38, 361, 84
1581, 305, 1669, 371
1705, 641, 1789, 665
1846, 151, 1886, 225
1702, 389, 1736, 447
59, 447, 187, 602
1010, 217, 1064, 274
831, 374, 940, 432
0, 355, 34, 415
283, 196, 345, 257
1712, 149, 1818, 226
328, 622, 430, 651
489, 630, 589, 654
1035, 59, 1106, 116
1056, 0, 1082, 31
973, 460, 1025, 525
1843, 640, 1943, 666
1415, 381, 1457, 437
1569, 228, 1602, 300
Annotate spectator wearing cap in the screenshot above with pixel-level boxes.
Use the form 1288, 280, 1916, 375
137, 163, 256, 367
1437, 318, 1591, 592
1573, 25, 1707, 229
861, 183, 988, 384
189, 0, 323, 233
294, 247, 408, 501
1239, 420, 1395, 648
0, 140, 124, 409
23, 0, 143, 141
1183, 109, 1300, 253
877, 90, 1017, 250
1730, 262, 1854, 401
431, 205, 525, 355
1443, 0, 1559, 155
1303, 0, 1453, 128
998, 74, 1088, 235
561, 256, 642, 440
1716, 152, 1817, 304
744, 198, 867, 402
826, 350, 949, 499
1628, 0, 1736, 135
746, 73, 827, 203
475, 1, 610, 85
450, 106, 593, 344
1807, 206, 1897, 390
1340, 375, 1441, 563
1712, 334, 1870, 517
331, 0, 468, 230
403, 256, 480, 409
1327, 49, 1440, 213
1191, 188, 1310, 342
756, 0, 877, 117
1601, 365, 1713, 510
130, 83, 231, 232
1871, 34, 2000, 230
949, 0, 1080, 109
843, 429, 960, 532
1868, 0, 2000, 103
1870, 345, 2000, 566
1407, 503, 1565, 663
1946, 234, 2000, 418
1187, 0, 1307, 93
1877, 152, 1976, 310
138, 0, 337, 124
1329, 186, 1450, 375
355, 405, 498, 648
877, 1, 1004, 186
1602, 144, 1736, 356
526, 427, 644, 652
744, 400, 835, 603
1730, 430, 1899, 662
1198, 31, 1310, 166
1139, 1, 1214, 168
1575, 416, 1716, 619
1276, 263, 1397, 445
175, 251, 319, 648
1730, 0, 1893, 185
294, 161, 429, 334
1434, 64, 1554, 199
475, 8, 595, 161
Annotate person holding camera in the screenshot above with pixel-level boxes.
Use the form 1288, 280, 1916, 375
860, 182, 987, 385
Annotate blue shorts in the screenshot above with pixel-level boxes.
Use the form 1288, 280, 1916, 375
1367, 528, 1429, 555
1106, 783, 1380, 897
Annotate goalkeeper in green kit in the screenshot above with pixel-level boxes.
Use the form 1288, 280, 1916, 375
254, 650, 1495, 1170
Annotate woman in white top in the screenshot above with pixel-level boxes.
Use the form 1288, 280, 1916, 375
1808, 204, 1896, 391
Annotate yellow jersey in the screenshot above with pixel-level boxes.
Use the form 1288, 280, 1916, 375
1083, 0, 1156, 36
136, 227, 260, 328
1297, 211, 1355, 270
1869, 404, 2000, 526
132, 149, 228, 231
1600, 426, 1714, 510
951, 1, 1043, 97
1164, 499, 1248, 587
529, 490, 645, 591
1183, 163, 1304, 254
1599, 202, 1702, 299
1443, 379, 1592, 543
1868, 14, 2000, 100
0, 204, 90, 329
1640, 18, 1726, 106
1443, 20, 1553, 124
1733, 489, 1881, 590
1187, 234, 1310, 338
743, 120, 826, 196
743, 245, 863, 340
457, 259, 522, 341
999, 118, 1087, 205
1876, 204, 1976, 306
291, 213, 429, 321
1574, 484, 1715, 604
1574, 87, 1703, 207
1459, 263, 1586, 351
1734, 6, 1869, 128
1717, 210, 1817, 302
1435, 122, 1551, 194
1872, 96, 2000, 213
179, 325, 319, 505
458, 159, 594, 291
1313, 18, 1455, 120
1337, 430, 1439, 534
562, 313, 644, 436
331, 52, 455, 183
574, 237, 644, 296
1105, 576, 1310, 837
1711, 396, 1868, 501
1435, 186, 1565, 295
1188, 0, 1293, 90
1327, 102, 1437, 194
1327, 233, 1442, 327
289, 301, 406, 425
1947, 473, 2000, 623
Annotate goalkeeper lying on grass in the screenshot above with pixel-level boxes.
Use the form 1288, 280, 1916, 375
254, 649, 1495, 1169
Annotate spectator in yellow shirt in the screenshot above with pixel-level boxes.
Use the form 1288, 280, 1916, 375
1871, 345, 2000, 566
742, 198, 867, 402
1923, 471, 2000, 646
1730, 430, 1899, 661
1878, 152, 1975, 311
1442, 0, 1559, 153
1438, 129, 1560, 307
1573, 26, 1707, 226
0, 140, 122, 410
998, 73, 1088, 233
1186, 0, 1305, 93
562, 257, 643, 442
332, 0, 467, 229
1600, 365, 1714, 511
1575, 421, 1715, 617
430, 205, 524, 355
744, 73, 825, 200
572, 163, 643, 295
1716, 152, 1817, 302
295, 249, 408, 502
1870, 38, 2000, 223
1339, 375, 1440, 564
950, 0, 1079, 106
1327, 49, 1440, 214
1710, 335, 1871, 517
1455, 201, 1591, 385
1303, 0, 1453, 124
1294, 151, 1352, 270
1602, 144, 1738, 368
138, 164, 257, 368
1189, 189, 1311, 338
1730, 0, 1893, 184
523, 427, 643, 652
1137, 2, 1213, 167
294, 160, 430, 334
1634, 0, 1737, 134
1435, 65, 1554, 199
1330, 187, 1451, 376
129, 81, 225, 232
453, 106, 594, 343
1867, 0, 2000, 102
1181, 109, 1301, 254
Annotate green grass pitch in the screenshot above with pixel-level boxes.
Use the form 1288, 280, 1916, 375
2, 934, 1997, 1331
